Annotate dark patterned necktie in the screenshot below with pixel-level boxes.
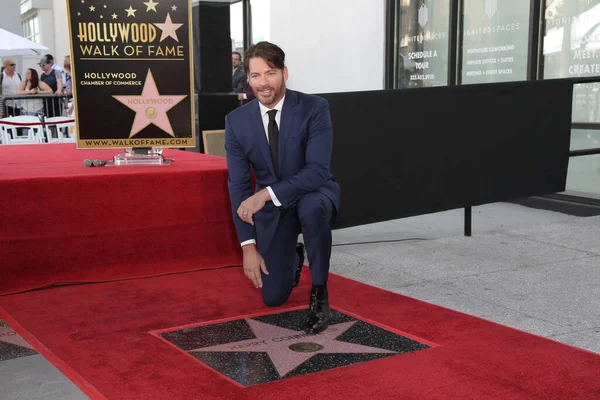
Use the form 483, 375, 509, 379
267, 109, 279, 177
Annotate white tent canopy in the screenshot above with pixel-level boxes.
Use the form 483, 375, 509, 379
0, 28, 49, 57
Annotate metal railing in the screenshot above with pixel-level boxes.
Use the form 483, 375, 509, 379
1, 95, 75, 144
570, 122, 600, 158
0, 94, 72, 119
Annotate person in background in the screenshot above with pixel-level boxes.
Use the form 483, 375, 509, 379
232, 51, 246, 93
238, 79, 255, 106
39, 56, 63, 117
17, 68, 52, 116
63, 57, 74, 118
45, 54, 66, 90
0, 58, 23, 117
64, 57, 73, 97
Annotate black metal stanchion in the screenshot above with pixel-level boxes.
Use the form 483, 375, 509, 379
464, 206, 472, 237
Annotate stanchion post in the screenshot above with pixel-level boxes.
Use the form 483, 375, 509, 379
464, 206, 472, 237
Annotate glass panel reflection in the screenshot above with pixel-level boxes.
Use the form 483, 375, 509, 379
543, 1, 600, 198
461, 0, 530, 84
566, 155, 600, 199
543, 1, 600, 123
571, 129, 600, 151
396, 0, 450, 89
251, 0, 271, 44
230, 1, 243, 53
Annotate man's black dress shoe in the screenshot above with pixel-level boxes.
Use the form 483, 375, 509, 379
304, 284, 330, 334
293, 243, 305, 288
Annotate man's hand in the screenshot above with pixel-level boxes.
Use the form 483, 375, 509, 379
237, 189, 271, 225
242, 244, 268, 288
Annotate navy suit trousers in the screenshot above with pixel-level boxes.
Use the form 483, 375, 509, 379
260, 191, 334, 307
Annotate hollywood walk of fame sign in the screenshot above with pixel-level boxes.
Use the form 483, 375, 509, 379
152, 308, 436, 387
66, 0, 195, 149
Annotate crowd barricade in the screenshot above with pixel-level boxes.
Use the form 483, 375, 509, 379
0, 95, 75, 144
1, 94, 71, 119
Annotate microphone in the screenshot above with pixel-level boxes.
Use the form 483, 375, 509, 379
83, 159, 108, 167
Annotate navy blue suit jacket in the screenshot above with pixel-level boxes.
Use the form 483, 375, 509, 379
225, 89, 341, 251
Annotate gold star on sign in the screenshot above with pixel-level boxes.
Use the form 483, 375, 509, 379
81, 0, 84, 3
104, 5, 107, 8
77, 12, 81, 16
171, 5, 177, 11
89, 5, 95, 11
100, 15, 103, 18
112, 13, 118, 19
125, 6, 137, 17
144, 0, 159, 12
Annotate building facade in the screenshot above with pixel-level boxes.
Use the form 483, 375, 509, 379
2, 0, 599, 203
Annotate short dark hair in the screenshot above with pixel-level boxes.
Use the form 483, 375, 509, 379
232, 51, 242, 60
243, 41, 285, 74
44, 54, 54, 61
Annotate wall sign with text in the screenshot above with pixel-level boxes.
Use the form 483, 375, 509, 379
543, 1, 600, 122
396, 0, 450, 89
461, 0, 530, 84
67, 0, 195, 148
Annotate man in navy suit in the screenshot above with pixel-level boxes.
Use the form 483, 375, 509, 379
225, 42, 340, 334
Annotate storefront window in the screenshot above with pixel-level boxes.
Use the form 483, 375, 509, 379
461, 0, 530, 84
566, 155, 600, 199
544, 0, 600, 123
268, 0, 385, 94
251, 0, 271, 44
230, 1, 243, 53
543, 0, 600, 199
395, 0, 450, 89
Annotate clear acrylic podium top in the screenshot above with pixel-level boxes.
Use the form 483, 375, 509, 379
109, 147, 171, 166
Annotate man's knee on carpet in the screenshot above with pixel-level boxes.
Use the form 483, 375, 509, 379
261, 269, 294, 307
262, 287, 291, 307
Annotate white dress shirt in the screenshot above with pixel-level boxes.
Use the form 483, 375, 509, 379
240, 96, 285, 247
2, 71, 22, 108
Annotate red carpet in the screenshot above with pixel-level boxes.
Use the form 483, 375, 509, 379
0, 144, 241, 295
1, 268, 600, 399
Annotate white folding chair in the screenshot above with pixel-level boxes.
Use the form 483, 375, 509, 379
44, 117, 76, 143
0, 116, 43, 144
0, 124, 7, 144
